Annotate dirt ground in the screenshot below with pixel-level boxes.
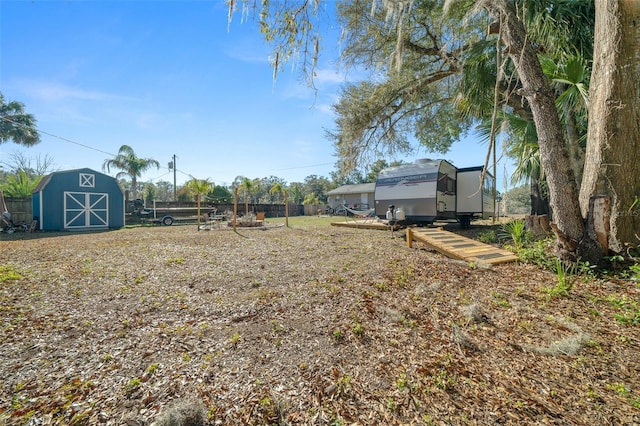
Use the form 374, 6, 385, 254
1, 218, 639, 425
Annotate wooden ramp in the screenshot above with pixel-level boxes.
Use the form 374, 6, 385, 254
407, 227, 519, 265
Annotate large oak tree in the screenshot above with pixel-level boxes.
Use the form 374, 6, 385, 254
229, 0, 639, 262
579, 0, 640, 253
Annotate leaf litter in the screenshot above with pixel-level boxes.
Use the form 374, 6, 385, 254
1, 222, 640, 425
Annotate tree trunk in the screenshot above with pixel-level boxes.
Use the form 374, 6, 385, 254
196, 194, 201, 230
131, 177, 138, 200
586, 196, 611, 253
579, 0, 640, 253
563, 102, 585, 189
525, 214, 551, 238
530, 175, 550, 217
481, 0, 591, 261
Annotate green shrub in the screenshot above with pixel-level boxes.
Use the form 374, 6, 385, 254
629, 263, 640, 282
0, 265, 23, 282
500, 219, 530, 249
517, 239, 555, 269
542, 259, 576, 297
477, 230, 497, 244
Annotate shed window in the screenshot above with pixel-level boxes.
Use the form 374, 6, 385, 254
80, 173, 95, 188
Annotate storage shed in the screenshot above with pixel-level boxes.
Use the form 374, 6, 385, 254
32, 168, 125, 231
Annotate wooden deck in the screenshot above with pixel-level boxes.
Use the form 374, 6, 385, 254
407, 227, 519, 265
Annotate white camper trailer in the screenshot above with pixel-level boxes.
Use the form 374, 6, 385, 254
374, 159, 458, 223
374, 159, 494, 228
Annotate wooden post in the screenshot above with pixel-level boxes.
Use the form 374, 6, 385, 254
233, 188, 238, 232
284, 191, 289, 228
406, 227, 413, 248
196, 194, 201, 231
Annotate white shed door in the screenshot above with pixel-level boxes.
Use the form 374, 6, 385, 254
64, 192, 109, 229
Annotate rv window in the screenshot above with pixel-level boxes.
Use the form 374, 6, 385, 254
438, 175, 455, 193
448, 178, 455, 193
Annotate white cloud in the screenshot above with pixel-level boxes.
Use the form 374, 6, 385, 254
221, 29, 271, 64
313, 68, 346, 87
223, 47, 270, 64
314, 102, 334, 115
14, 79, 134, 104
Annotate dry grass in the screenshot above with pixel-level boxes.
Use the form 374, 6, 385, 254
1, 217, 640, 425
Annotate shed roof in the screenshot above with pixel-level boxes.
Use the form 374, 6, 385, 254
326, 183, 376, 196
33, 168, 119, 193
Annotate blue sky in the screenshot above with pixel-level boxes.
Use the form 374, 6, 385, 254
1, 0, 504, 189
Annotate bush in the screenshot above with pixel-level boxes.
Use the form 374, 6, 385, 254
500, 219, 531, 249
477, 230, 497, 244
517, 239, 555, 269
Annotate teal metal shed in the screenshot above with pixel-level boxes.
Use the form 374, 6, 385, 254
32, 168, 125, 231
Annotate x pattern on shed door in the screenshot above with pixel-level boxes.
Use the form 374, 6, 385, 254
64, 192, 109, 229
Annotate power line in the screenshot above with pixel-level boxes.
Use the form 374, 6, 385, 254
0, 116, 118, 158
147, 170, 172, 181
272, 162, 334, 171
2, 116, 188, 182
2, 116, 336, 184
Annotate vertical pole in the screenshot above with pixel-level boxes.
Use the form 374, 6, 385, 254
493, 134, 497, 224
233, 187, 238, 231
406, 227, 413, 248
173, 154, 177, 202
284, 190, 289, 227
195, 193, 200, 231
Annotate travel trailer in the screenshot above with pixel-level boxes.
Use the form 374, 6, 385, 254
374, 159, 494, 228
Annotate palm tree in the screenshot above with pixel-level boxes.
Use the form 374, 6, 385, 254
103, 145, 160, 199
185, 178, 213, 229
288, 184, 303, 205
269, 182, 289, 226
0, 170, 42, 197
0, 93, 40, 146
508, 139, 548, 216
240, 177, 254, 215
541, 52, 590, 186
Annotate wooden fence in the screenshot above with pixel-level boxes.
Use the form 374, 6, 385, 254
3, 197, 32, 225
303, 204, 328, 216
146, 202, 306, 218
3, 198, 323, 226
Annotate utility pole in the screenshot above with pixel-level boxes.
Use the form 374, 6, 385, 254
168, 155, 177, 201
173, 154, 177, 202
